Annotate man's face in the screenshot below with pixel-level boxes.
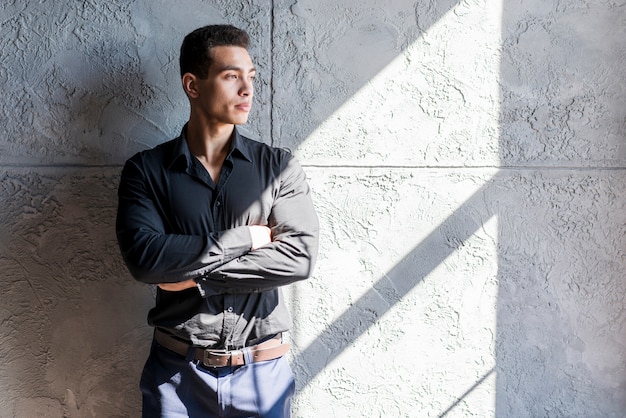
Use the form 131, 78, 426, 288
192, 45, 256, 126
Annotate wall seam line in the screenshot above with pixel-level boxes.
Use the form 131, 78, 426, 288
2, 164, 626, 171
269, 0, 275, 147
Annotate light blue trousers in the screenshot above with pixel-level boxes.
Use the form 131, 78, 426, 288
140, 341, 295, 418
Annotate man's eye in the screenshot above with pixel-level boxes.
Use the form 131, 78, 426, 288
226, 74, 237, 79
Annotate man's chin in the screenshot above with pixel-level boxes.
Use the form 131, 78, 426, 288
233, 117, 250, 125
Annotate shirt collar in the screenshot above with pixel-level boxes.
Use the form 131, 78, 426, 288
229, 127, 253, 163
166, 125, 253, 170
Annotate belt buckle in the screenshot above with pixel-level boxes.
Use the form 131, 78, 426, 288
203, 349, 231, 368
202, 350, 232, 367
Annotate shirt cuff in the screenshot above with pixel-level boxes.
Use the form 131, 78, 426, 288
215, 225, 253, 260
195, 279, 225, 297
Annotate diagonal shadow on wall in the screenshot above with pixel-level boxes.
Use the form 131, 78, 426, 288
291, 178, 494, 384
270, 0, 464, 151
276, 0, 470, 386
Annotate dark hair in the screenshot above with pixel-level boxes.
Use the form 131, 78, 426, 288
179, 25, 250, 78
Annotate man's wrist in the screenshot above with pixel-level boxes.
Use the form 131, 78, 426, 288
249, 225, 272, 249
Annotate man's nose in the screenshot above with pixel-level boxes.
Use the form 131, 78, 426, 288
240, 79, 253, 96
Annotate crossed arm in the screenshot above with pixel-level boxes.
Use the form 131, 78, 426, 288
116, 154, 319, 296
156, 225, 272, 291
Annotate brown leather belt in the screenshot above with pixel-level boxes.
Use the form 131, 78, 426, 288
154, 328, 290, 368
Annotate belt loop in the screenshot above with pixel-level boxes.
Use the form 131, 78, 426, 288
241, 346, 254, 365
185, 346, 196, 362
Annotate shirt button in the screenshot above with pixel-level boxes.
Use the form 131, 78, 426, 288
215, 200, 221, 207
227, 306, 234, 313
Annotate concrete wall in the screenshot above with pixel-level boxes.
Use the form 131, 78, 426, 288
1, 1, 624, 417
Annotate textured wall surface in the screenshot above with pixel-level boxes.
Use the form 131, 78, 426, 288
1, 0, 624, 417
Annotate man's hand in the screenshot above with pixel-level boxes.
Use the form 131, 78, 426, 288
157, 279, 198, 292
249, 225, 272, 249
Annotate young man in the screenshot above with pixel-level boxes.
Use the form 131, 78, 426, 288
116, 25, 319, 417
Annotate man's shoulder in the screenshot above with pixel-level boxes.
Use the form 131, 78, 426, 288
237, 131, 294, 161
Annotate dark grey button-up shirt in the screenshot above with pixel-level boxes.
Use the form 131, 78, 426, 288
116, 126, 319, 348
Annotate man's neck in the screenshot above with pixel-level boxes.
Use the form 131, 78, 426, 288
185, 116, 235, 162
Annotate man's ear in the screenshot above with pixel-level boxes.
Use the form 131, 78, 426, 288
182, 73, 199, 99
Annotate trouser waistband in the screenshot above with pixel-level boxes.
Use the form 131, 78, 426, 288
154, 329, 290, 368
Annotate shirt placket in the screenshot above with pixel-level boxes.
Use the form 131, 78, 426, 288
223, 295, 237, 348
213, 162, 238, 348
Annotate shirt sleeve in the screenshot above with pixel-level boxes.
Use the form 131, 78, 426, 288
116, 157, 253, 284
196, 154, 320, 296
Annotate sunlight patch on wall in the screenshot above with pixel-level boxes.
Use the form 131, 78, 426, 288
293, 1, 504, 168
292, 211, 500, 417
288, 1, 504, 415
